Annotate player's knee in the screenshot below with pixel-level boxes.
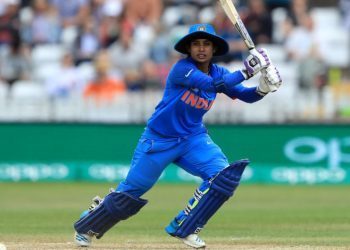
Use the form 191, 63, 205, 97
199, 161, 227, 181
117, 179, 152, 197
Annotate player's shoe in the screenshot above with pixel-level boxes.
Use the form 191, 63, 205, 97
74, 232, 92, 247
181, 234, 206, 249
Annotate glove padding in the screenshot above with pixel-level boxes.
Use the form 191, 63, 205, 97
256, 64, 282, 96
242, 48, 271, 79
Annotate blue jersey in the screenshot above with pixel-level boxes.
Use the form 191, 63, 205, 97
147, 57, 263, 137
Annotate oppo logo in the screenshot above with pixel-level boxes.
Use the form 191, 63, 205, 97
284, 137, 350, 170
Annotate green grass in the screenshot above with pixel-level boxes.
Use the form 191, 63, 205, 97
1, 183, 350, 249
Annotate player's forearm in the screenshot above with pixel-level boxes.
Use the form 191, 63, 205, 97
222, 70, 246, 86
234, 86, 263, 103
210, 70, 245, 93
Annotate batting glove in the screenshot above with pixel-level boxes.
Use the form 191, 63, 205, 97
256, 64, 282, 96
241, 48, 271, 79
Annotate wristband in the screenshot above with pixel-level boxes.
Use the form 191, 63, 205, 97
213, 78, 226, 93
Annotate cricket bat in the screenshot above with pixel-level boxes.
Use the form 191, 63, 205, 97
218, 0, 256, 51
219, 0, 278, 90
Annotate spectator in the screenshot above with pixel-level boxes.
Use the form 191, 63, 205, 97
124, 0, 159, 50
20, 0, 31, 8
243, 0, 273, 44
286, 0, 310, 27
84, 50, 126, 103
124, 0, 163, 28
339, 0, 350, 30
0, 0, 20, 47
0, 42, 31, 87
73, 17, 100, 65
50, 0, 90, 28
93, 0, 124, 20
149, 24, 172, 64
108, 29, 148, 90
45, 53, 86, 98
25, 0, 61, 45
98, 15, 121, 48
90, 0, 124, 48
165, 0, 211, 7
284, 14, 326, 91
264, 0, 289, 11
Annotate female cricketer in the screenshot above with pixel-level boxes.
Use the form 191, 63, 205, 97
73, 23, 282, 249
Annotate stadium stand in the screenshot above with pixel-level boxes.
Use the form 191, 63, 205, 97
0, 0, 348, 123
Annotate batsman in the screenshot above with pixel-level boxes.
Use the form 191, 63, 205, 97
73, 22, 282, 248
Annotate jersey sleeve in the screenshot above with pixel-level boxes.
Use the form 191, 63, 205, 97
223, 83, 263, 103
219, 66, 263, 103
168, 59, 217, 92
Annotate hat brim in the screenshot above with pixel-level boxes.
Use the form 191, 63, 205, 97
174, 31, 229, 56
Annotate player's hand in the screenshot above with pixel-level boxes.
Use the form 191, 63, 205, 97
256, 64, 282, 96
242, 48, 271, 79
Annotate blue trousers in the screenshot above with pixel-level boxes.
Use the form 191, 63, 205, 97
116, 128, 230, 231
117, 128, 229, 197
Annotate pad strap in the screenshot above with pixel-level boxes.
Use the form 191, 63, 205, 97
167, 159, 249, 238
74, 192, 147, 239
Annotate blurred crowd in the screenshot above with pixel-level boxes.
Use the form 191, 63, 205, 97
0, 0, 348, 104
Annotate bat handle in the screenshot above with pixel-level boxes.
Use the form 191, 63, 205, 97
248, 47, 259, 57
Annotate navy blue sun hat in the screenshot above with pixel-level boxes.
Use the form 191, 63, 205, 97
174, 24, 229, 56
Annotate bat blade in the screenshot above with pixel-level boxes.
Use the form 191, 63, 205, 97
218, 0, 256, 50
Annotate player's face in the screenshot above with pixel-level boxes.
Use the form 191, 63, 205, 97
188, 39, 215, 64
